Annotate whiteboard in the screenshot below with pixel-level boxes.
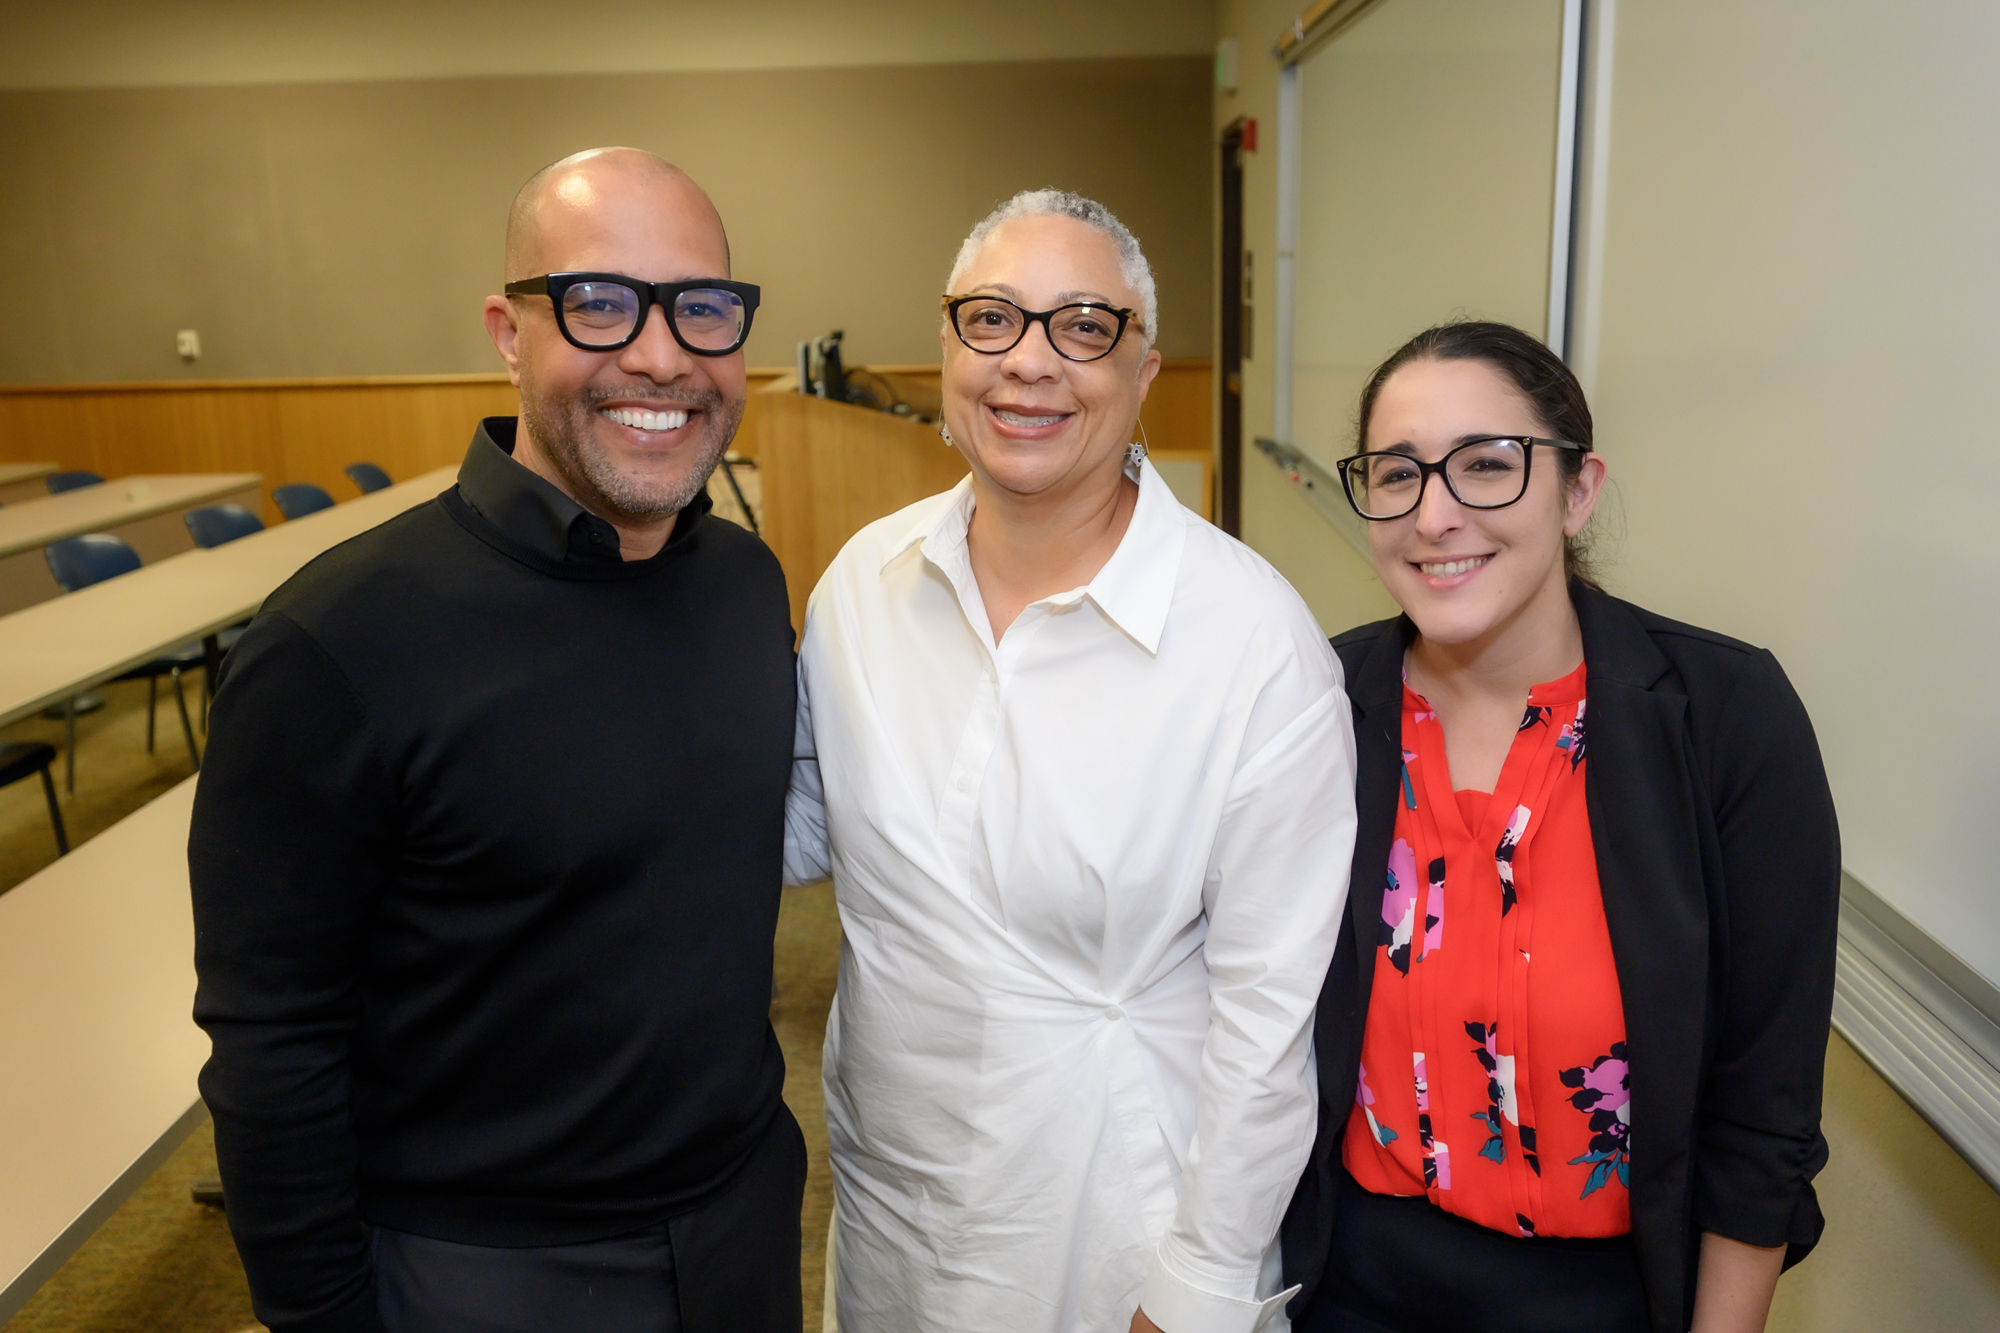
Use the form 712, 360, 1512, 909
1570, 0, 2000, 984
1272, 0, 2000, 991
1274, 0, 2000, 988
1286, 0, 1569, 475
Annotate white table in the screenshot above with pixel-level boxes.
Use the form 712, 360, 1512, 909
0, 777, 206, 1324
0, 466, 456, 730
0, 466, 460, 1321
0, 461, 58, 505
0, 473, 264, 616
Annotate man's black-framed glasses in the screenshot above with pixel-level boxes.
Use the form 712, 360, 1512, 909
942, 295, 1139, 363
1336, 436, 1590, 521
505, 273, 761, 355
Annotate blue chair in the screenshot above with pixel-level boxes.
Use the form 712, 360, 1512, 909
272, 482, 336, 519
44, 534, 203, 790
344, 462, 393, 494
46, 470, 105, 494
182, 504, 261, 720
185, 503, 266, 549
0, 741, 68, 856
45, 531, 140, 589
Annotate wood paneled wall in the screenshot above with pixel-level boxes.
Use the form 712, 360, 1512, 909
824, 360, 1213, 458
0, 372, 783, 524
756, 390, 972, 633
0, 375, 520, 525
754, 362, 1214, 633
0, 362, 1211, 528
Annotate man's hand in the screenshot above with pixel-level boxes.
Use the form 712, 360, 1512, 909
1129, 1309, 1165, 1333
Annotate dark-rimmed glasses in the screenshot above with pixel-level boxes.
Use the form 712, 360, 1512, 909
942, 295, 1139, 363
1336, 436, 1589, 520
505, 273, 761, 355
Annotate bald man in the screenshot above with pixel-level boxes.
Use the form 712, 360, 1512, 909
191, 149, 804, 1333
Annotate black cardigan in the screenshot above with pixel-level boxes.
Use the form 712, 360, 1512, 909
1281, 585, 1841, 1333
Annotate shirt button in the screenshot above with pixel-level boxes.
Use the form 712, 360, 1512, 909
589, 531, 603, 544
1105, 1006, 1125, 1021
955, 775, 970, 791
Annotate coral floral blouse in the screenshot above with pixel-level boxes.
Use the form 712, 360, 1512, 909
1341, 661, 1633, 1239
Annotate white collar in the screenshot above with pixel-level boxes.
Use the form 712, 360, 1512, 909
882, 459, 1187, 655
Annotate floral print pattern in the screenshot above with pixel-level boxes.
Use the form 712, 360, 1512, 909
1413, 1051, 1448, 1190
1424, 856, 1445, 955
1382, 838, 1419, 975
1343, 661, 1631, 1239
1357, 1063, 1398, 1146
1466, 1021, 1511, 1164
1561, 1044, 1632, 1198
1494, 805, 1530, 916
1557, 699, 1587, 772
1383, 840, 1447, 975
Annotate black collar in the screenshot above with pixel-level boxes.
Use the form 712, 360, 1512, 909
458, 416, 676, 566
1346, 615, 1413, 716
1572, 583, 1673, 691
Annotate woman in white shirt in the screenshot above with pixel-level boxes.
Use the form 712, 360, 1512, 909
785, 190, 1357, 1333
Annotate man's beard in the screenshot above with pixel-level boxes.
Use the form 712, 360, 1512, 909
520, 381, 743, 523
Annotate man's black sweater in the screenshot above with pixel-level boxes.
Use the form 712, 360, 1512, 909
190, 421, 796, 1333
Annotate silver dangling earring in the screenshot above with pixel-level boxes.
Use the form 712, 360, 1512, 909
1125, 421, 1150, 469
938, 422, 955, 448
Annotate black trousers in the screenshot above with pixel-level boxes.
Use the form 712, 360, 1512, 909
374, 1106, 807, 1333
1293, 1168, 1650, 1333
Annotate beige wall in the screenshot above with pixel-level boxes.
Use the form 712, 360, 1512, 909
1213, 0, 2000, 1323
1213, 1, 1399, 636
1289, 0, 1562, 465
0, 0, 1214, 89
0, 56, 1210, 384
1571, 0, 2000, 982
1767, 1035, 2000, 1333
1212, 0, 1564, 640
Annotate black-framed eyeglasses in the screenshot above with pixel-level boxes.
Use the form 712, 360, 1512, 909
505, 273, 761, 355
942, 294, 1139, 363
1335, 436, 1589, 521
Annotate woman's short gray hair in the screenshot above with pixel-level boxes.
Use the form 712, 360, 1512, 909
945, 189, 1158, 350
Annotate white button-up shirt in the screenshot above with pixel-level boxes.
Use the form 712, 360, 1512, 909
786, 461, 1357, 1333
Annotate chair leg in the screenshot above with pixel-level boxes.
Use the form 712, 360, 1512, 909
65, 696, 76, 795
170, 668, 202, 771
147, 674, 158, 754
38, 764, 68, 856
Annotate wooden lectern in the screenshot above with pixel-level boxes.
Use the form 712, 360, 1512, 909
753, 385, 968, 634
749, 365, 1214, 636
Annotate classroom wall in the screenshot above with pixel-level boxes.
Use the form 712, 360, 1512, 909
1212, 0, 1400, 636
0, 0, 1216, 89
1288, 0, 1562, 460
1213, 0, 2000, 1323
1570, 0, 2000, 987
0, 362, 1213, 527
0, 55, 1211, 384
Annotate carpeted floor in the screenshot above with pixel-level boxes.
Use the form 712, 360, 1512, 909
2, 1121, 257, 1333
0, 677, 201, 893
0, 680, 839, 1332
